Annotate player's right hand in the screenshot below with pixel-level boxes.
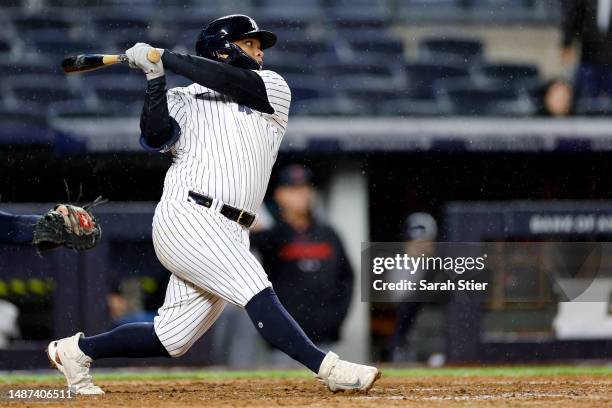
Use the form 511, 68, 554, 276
126, 42, 165, 80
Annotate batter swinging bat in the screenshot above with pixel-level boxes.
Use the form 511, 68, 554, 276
61, 48, 161, 74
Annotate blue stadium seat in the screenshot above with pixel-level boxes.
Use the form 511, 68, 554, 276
30, 36, 98, 58
11, 14, 72, 32
404, 61, 470, 99
330, 15, 392, 38
0, 38, 11, 54
266, 59, 317, 87
341, 88, 400, 113
397, 0, 463, 21
468, 1, 537, 23
419, 37, 484, 65
575, 98, 612, 116
47, 101, 129, 119
258, 0, 323, 20
438, 82, 533, 116
88, 76, 146, 113
291, 97, 370, 116
290, 83, 326, 103
328, 0, 392, 21
339, 34, 406, 63
249, 15, 310, 32
377, 98, 446, 116
92, 14, 153, 38
7, 76, 82, 109
319, 60, 403, 91
191, 0, 253, 14
275, 38, 332, 60
0, 61, 61, 77
477, 62, 540, 90
0, 108, 55, 146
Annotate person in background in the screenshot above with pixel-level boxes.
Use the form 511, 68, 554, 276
536, 79, 574, 117
386, 212, 439, 362
251, 164, 354, 358
561, 0, 612, 99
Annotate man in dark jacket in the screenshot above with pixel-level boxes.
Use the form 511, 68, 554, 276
251, 165, 354, 345
561, 0, 612, 98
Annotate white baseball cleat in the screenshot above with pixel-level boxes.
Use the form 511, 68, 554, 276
316, 351, 381, 392
46, 332, 105, 395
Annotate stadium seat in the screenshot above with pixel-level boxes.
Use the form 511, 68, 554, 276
0, 61, 62, 77
328, 1, 392, 22
341, 88, 401, 114
190, 0, 254, 16
266, 59, 318, 88
258, 0, 323, 20
48, 101, 129, 119
404, 61, 470, 99
479, 62, 539, 83
290, 84, 326, 103
89, 76, 147, 113
275, 38, 333, 60
0, 108, 55, 146
6, 76, 82, 109
0, 38, 11, 54
291, 97, 370, 117
92, 14, 153, 38
248, 15, 310, 32
397, 0, 464, 22
343, 36, 406, 63
469, 0, 534, 20
30, 36, 99, 58
377, 98, 446, 116
419, 37, 484, 65
575, 98, 612, 116
329, 15, 392, 38
319, 60, 403, 91
439, 82, 533, 116
11, 14, 72, 32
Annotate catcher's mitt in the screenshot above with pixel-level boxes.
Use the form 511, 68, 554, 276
33, 197, 105, 251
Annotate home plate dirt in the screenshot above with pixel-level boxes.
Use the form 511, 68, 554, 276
2, 375, 611, 407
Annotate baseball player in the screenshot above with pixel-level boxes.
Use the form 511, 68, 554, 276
47, 15, 380, 395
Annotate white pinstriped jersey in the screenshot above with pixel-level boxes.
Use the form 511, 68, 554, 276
160, 70, 291, 213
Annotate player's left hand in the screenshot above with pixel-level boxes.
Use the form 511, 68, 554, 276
33, 203, 103, 251
125, 43, 165, 80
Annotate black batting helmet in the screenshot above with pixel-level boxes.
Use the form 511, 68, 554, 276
195, 14, 277, 70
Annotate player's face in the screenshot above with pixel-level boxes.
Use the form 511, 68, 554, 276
233, 38, 264, 66
275, 185, 314, 216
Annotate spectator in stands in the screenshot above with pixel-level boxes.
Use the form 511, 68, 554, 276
251, 165, 354, 354
561, 0, 612, 99
536, 79, 574, 117
106, 279, 159, 329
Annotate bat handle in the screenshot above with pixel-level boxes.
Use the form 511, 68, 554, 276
147, 48, 161, 63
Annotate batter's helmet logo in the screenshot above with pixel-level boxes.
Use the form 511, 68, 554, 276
195, 14, 277, 71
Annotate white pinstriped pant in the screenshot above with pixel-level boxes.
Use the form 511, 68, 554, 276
151, 197, 271, 357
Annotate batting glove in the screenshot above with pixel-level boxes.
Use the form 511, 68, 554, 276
125, 43, 165, 81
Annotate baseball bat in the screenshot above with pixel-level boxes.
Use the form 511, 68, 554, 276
61, 48, 161, 74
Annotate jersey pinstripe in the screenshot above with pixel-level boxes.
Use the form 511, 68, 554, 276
160, 70, 290, 213
150, 69, 291, 356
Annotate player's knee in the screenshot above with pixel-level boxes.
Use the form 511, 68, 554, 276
153, 320, 190, 358
166, 343, 190, 358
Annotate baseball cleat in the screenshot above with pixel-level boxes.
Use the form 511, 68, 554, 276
316, 351, 381, 393
46, 332, 105, 395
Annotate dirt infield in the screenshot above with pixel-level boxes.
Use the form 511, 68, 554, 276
2, 374, 611, 407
